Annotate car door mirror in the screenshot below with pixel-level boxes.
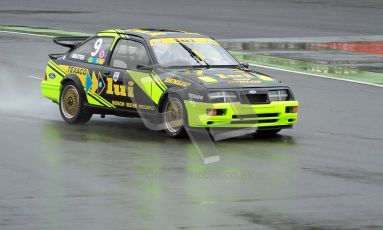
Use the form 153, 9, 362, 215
240, 62, 249, 69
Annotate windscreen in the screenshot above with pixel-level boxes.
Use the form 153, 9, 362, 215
150, 37, 239, 67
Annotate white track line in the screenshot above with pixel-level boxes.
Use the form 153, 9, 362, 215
26, 75, 42, 80
0, 30, 53, 37
250, 63, 383, 88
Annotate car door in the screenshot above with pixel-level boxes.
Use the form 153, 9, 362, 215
101, 38, 158, 114
65, 36, 115, 108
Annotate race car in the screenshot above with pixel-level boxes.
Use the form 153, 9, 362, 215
41, 28, 298, 137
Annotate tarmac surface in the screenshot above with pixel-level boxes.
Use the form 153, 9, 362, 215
2, 0, 383, 38
1, 0, 383, 229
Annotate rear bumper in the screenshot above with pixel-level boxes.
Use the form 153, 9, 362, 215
41, 80, 60, 103
184, 100, 299, 128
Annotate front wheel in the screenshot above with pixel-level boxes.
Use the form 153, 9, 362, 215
59, 82, 92, 124
162, 95, 187, 138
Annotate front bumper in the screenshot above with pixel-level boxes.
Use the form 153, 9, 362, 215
184, 100, 299, 128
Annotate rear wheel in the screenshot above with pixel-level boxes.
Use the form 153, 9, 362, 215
163, 95, 187, 138
59, 82, 92, 124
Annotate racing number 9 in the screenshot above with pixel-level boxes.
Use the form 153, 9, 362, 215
91, 38, 103, 57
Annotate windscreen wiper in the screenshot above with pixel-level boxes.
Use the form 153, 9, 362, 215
176, 40, 210, 68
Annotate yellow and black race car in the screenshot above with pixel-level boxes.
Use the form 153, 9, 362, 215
41, 28, 298, 137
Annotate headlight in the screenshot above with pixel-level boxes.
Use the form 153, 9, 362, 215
268, 89, 290, 101
208, 91, 239, 103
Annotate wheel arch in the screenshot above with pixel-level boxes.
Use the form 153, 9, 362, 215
60, 74, 88, 104
157, 87, 190, 127
157, 87, 187, 113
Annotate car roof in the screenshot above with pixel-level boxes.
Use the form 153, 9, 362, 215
98, 28, 210, 39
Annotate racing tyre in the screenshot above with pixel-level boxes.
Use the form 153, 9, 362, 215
255, 129, 281, 137
162, 94, 187, 138
59, 82, 92, 124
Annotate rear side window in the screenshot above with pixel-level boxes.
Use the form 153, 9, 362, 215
69, 37, 114, 65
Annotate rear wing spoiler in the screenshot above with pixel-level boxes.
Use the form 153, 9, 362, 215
53, 36, 90, 48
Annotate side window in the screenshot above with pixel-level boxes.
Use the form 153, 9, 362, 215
69, 37, 113, 65
110, 40, 151, 70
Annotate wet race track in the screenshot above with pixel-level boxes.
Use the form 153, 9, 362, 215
1, 0, 383, 229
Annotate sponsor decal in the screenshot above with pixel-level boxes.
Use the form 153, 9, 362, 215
111, 100, 154, 110
150, 37, 219, 46
164, 77, 191, 87
106, 78, 134, 98
228, 80, 262, 84
97, 73, 106, 94
66, 68, 121, 96
112, 100, 125, 107
129, 29, 166, 37
256, 74, 275, 81
189, 93, 204, 100
65, 68, 105, 94
48, 73, 56, 79
61, 65, 94, 90
139, 104, 155, 111
87, 57, 105, 65
91, 38, 103, 57
85, 71, 93, 93
98, 50, 106, 59
71, 53, 85, 60
67, 66, 87, 77
113, 72, 120, 82
183, 69, 205, 75
198, 76, 218, 83
126, 102, 137, 108
215, 73, 254, 79
248, 90, 257, 94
